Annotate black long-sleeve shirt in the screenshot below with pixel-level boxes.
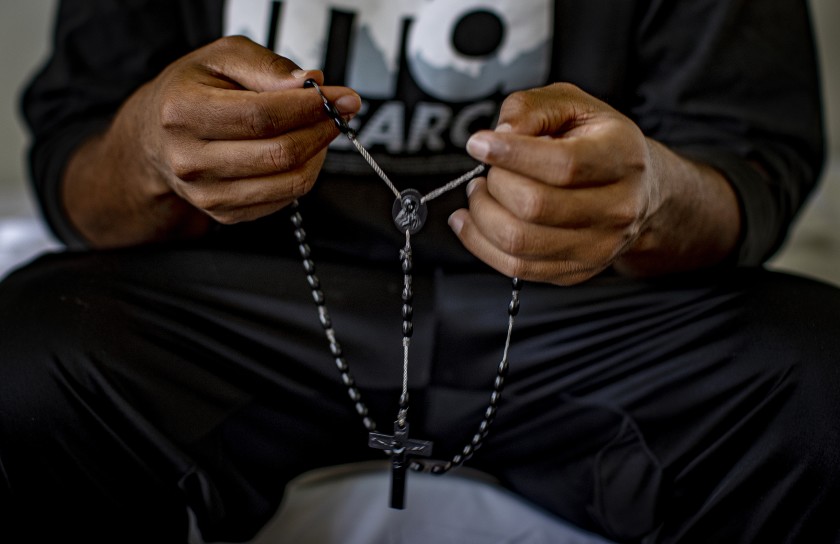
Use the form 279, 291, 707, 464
22, 0, 824, 267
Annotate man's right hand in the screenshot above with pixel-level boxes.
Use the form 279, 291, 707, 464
62, 36, 361, 247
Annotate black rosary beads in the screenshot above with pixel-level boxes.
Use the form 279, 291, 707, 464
291, 79, 523, 509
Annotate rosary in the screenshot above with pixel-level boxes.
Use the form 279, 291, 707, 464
292, 80, 523, 509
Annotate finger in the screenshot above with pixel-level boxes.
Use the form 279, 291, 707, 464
166, 85, 361, 141
495, 82, 603, 137
200, 35, 319, 93
466, 126, 642, 188
464, 177, 593, 261
448, 207, 605, 286
461, 177, 624, 278
484, 166, 642, 228
168, 121, 341, 181
177, 155, 325, 223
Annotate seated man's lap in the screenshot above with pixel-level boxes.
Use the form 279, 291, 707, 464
1, 248, 837, 542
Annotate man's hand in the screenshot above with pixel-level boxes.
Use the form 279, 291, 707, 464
450, 83, 741, 285
63, 36, 361, 247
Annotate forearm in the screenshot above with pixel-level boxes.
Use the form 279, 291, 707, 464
613, 139, 742, 277
62, 85, 211, 248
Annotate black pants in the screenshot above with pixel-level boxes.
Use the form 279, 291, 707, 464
1, 246, 839, 543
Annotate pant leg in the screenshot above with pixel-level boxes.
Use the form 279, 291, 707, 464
0, 247, 411, 542
419, 268, 840, 544
4, 248, 839, 543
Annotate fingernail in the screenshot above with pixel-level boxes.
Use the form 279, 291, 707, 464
466, 134, 491, 161
448, 212, 464, 235
335, 94, 361, 114
466, 179, 479, 197
495, 123, 512, 133
291, 69, 309, 78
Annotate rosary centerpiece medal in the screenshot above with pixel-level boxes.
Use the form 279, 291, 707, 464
297, 79, 523, 510
392, 189, 427, 235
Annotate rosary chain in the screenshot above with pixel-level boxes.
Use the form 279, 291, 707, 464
304, 79, 486, 203
293, 80, 524, 475
290, 201, 523, 474
290, 202, 377, 434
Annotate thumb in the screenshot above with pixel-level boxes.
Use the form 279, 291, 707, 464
203, 35, 324, 92
496, 82, 602, 137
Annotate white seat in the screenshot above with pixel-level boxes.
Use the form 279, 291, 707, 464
240, 462, 617, 544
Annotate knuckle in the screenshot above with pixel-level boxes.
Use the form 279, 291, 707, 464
507, 258, 536, 282
213, 35, 250, 53
243, 102, 279, 138
262, 53, 294, 77
188, 191, 221, 214
497, 223, 528, 256
158, 98, 188, 131
265, 133, 306, 172
166, 152, 202, 182
287, 170, 316, 199
518, 191, 549, 222
265, 141, 293, 172
208, 212, 239, 226
558, 154, 583, 183
611, 194, 647, 230
501, 90, 533, 118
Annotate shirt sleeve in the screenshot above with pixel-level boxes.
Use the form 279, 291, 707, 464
629, 0, 824, 266
20, 0, 219, 247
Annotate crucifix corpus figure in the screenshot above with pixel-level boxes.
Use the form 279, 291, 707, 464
368, 421, 433, 509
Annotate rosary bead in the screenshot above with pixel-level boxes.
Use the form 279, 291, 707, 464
319, 312, 331, 329
335, 357, 348, 372
287, 113, 524, 490
508, 298, 520, 316
307, 274, 320, 290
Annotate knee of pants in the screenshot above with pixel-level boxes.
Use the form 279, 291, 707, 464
724, 271, 840, 496
0, 252, 126, 437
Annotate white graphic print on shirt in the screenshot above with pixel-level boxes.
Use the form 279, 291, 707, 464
224, 0, 553, 170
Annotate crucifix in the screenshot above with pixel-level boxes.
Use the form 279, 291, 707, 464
300, 79, 521, 510
368, 421, 433, 509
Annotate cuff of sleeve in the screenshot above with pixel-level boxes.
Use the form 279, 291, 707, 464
28, 118, 111, 250
675, 146, 782, 267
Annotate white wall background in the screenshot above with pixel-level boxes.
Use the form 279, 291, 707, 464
0, 1, 56, 196
0, 0, 838, 282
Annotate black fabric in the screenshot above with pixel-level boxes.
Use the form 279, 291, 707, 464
21, 0, 823, 264
1, 241, 839, 542
8, 1, 837, 543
